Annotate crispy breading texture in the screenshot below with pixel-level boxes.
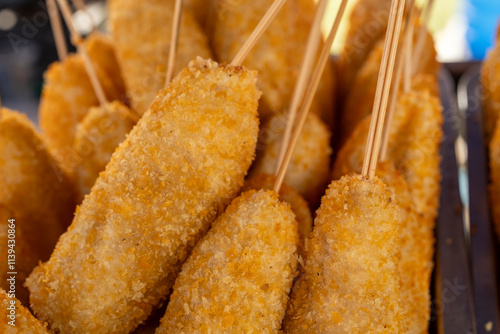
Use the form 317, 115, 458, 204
0, 108, 76, 306
339, 28, 439, 146
481, 40, 500, 143
283, 175, 404, 333
489, 117, 500, 242
377, 162, 434, 334
39, 45, 122, 172
0, 289, 50, 334
242, 173, 312, 261
26, 58, 261, 334
333, 84, 442, 221
109, 0, 213, 115
73, 101, 137, 201
210, 0, 334, 122
251, 113, 331, 209
156, 190, 298, 333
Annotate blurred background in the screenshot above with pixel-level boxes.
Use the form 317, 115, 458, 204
0, 0, 499, 123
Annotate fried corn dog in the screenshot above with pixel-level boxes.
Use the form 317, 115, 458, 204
0, 289, 50, 334
481, 38, 500, 143
242, 173, 312, 260
109, 0, 213, 115
26, 58, 260, 334
489, 117, 500, 240
251, 113, 331, 209
211, 0, 334, 122
73, 101, 137, 201
156, 189, 298, 333
0, 108, 76, 306
339, 29, 439, 146
39, 54, 122, 171
282, 175, 404, 333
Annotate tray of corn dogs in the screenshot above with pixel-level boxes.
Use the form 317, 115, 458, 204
0, 0, 496, 332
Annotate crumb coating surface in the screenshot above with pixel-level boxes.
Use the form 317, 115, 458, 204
0, 289, 50, 334
74, 101, 137, 201
283, 175, 404, 333
157, 190, 298, 334
0, 108, 76, 306
26, 58, 260, 334
109, 0, 213, 115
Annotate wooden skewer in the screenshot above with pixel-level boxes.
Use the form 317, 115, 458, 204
231, 0, 287, 66
412, 0, 435, 74
380, 1, 416, 161
71, 0, 97, 32
165, 0, 183, 86
273, 0, 348, 193
56, 0, 108, 106
361, 0, 406, 179
273, 0, 329, 175
47, 0, 68, 61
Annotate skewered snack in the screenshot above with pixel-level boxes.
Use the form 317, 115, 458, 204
282, 175, 405, 333
0, 108, 76, 306
481, 36, 500, 143
156, 189, 298, 333
26, 58, 260, 334
210, 0, 334, 122
109, 0, 213, 116
73, 100, 137, 201
339, 26, 439, 147
242, 173, 312, 260
251, 112, 331, 209
0, 289, 50, 334
185, 0, 210, 28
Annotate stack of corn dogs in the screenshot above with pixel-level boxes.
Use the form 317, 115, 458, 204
0, 0, 444, 333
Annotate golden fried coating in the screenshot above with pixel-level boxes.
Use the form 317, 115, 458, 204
109, 0, 213, 115
86, 32, 127, 102
26, 58, 260, 334
185, 0, 210, 28
377, 161, 433, 334
156, 190, 298, 333
0, 289, 50, 334
0, 108, 76, 306
481, 39, 500, 143
242, 173, 312, 261
339, 29, 439, 146
251, 113, 332, 209
283, 175, 404, 333
73, 101, 137, 201
39, 53, 122, 172
489, 117, 500, 241
337, 0, 391, 97
333, 82, 442, 221
210, 0, 334, 122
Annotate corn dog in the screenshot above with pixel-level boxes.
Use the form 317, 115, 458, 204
156, 189, 298, 333
252, 113, 331, 209
0, 108, 76, 306
210, 0, 334, 122
73, 101, 137, 201
109, 0, 213, 115
0, 289, 50, 334
282, 175, 404, 333
242, 173, 312, 261
39, 54, 122, 171
481, 38, 500, 143
26, 58, 260, 334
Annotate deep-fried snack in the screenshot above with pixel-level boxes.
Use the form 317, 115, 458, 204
0, 108, 76, 306
282, 175, 404, 333
26, 58, 260, 334
251, 113, 331, 209
156, 190, 298, 333
0, 289, 50, 334
242, 173, 312, 260
109, 0, 213, 115
73, 101, 137, 201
